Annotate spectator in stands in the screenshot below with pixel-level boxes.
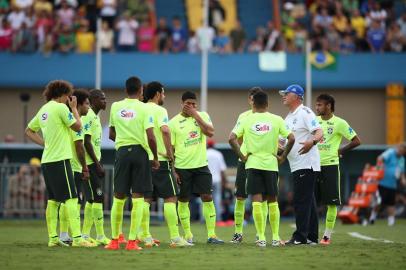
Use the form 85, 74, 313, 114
170, 16, 187, 53
100, 20, 114, 52
264, 20, 281, 51
209, 0, 226, 31
187, 30, 199, 54
313, 7, 332, 30
58, 24, 75, 53
0, 18, 12, 51
230, 20, 246, 53
5, 164, 33, 217
100, 0, 117, 28
24, 8, 36, 28
326, 24, 340, 52
293, 23, 307, 52
137, 18, 154, 53
207, 139, 227, 222
7, 6, 26, 31
368, 2, 387, 28
56, 0, 75, 27
115, 11, 138, 51
196, 22, 215, 52
14, 0, 34, 11
155, 17, 171, 53
0, 0, 9, 16
34, 10, 53, 54
34, 0, 53, 16
76, 20, 94, 53
16, 22, 36, 53
397, 12, 406, 37
214, 28, 231, 54
29, 157, 45, 217
340, 32, 356, 54
386, 22, 405, 53
342, 0, 359, 13
332, 8, 349, 35
128, 0, 151, 22
248, 26, 266, 53
55, 0, 78, 8
367, 19, 386, 53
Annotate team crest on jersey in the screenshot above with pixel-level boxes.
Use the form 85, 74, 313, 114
348, 127, 354, 134
327, 127, 333, 134
292, 118, 297, 125
41, 112, 48, 121
84, 123, 90, 131
68, 112, 74, 120
189, 131, 199, 139
119, 109, 136, 119
251, 123, 272, 135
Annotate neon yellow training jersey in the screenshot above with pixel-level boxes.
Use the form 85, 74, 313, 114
232, 109, 252, 157
234, 112, 291, 171
169, 112, 212, 169
109, 98, 154, 150
317, 115, 357, 166
27, 100, 76, 163
145, 102, 170, 161
70, 116, 86, 172
84, 108, 102, 165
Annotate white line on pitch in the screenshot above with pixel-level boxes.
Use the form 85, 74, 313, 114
348, 232, 394, 243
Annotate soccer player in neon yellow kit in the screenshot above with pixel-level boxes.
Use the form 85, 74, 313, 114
315, 94, 361, 245
230, 87, 270, 244
25, 80, 95, 247
229, 90, 295, 247
59, 89, 91, 244
138, 81, 192, 247
105, 76, 159, 251
169, 91, 223, 244
82, 89, 110, 245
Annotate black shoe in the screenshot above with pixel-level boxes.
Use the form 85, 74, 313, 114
306, 239, 318, 245
230, 233, 243, 244
285, 238, 305, 246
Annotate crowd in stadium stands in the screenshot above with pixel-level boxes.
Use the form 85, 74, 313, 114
0, 0, 404, 55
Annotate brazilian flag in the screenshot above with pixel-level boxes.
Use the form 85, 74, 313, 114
309, 51, 337, 70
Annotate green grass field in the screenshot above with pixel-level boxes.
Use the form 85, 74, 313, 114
1, 219, 405, 270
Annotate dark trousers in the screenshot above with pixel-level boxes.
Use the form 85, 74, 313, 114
292, 169, 319, 243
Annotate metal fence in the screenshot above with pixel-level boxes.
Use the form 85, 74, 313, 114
0, 163, 164, 219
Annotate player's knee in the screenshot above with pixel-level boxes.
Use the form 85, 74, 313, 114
178, 196, 189, 202
267, 195, 277, 203
144, 197, 153, 204
201, 194, 212, 202
165, 196, 177, 203
114, 193, 126, 199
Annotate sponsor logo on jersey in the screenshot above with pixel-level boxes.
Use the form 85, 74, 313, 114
251, 123, 272, 135
119, 109, 135, 119
41, 113, 48, 121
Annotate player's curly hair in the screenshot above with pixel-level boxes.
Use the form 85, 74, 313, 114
43, 80, 74, 101
144, 81, 164, 102
72, 89, 90, 105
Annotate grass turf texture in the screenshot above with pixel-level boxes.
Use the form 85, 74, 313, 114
1, 219, 405, 270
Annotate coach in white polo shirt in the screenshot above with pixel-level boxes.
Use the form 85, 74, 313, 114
279, 84, 323, 245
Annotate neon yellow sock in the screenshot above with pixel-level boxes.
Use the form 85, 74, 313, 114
46, 200, 60, 239
268, 202, 280, 241
262, 201, 268, 234
128, 198, 144, 240
178, 201, 192, 239
92, 203, 105, 237
234, 199, 245, 234
164, 202, 180, 239
139, 201, 151, 239
65, 198, 81, 238
111, 197, 126, 239
82, 202, 93, 236
58, 203, 69, 234
253, 202, 265, 241
203, 201, 216, 238
325, 205, 337, 238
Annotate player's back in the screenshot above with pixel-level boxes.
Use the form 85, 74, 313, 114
145, 102, 169, 161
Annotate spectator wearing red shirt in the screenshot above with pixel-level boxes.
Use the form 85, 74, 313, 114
137, 19, 155, 52
0, 18, 12, 51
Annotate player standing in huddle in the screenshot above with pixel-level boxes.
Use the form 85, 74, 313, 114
315, 94, 361, 244
59, 89, 91, 245
25, 80, 95, 247
138, 81, 192, 247
105, 76, 159, 251
229, 91, 295, 247
169, 91, 224, 244
230, 87, 268, 244
82, 89, 110, 245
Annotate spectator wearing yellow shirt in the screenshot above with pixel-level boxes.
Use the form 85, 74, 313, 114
33, 0, 52, 15
332, 9, 348, 34
351, 9, 366, 39
76, 21, 95, 53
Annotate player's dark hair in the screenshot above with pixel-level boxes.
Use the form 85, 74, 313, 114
316, 94, 335, 112
43, 80, 73, 101
249, 86, 262, 97
144, 81, 164, 102
89, 89, 104, 103
182, 91, 197, 102
253, 90, 268, 108
72, 89, 90, 105
125, 76, 142, 95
